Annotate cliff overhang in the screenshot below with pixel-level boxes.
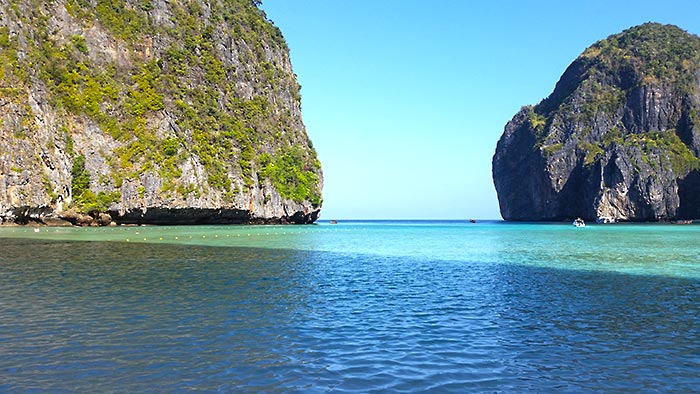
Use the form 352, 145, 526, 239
1, 205, 320, 226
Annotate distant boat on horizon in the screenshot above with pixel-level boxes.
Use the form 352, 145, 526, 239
671, 219, 693, 225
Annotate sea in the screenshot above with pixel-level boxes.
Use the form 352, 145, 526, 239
1, 220, 699, 392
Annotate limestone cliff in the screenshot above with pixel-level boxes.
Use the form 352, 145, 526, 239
0, 0, 322, 225
493, 23, 700, 222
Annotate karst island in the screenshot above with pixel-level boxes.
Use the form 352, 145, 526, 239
493, 23, 700, 222
0, 0, 322, 226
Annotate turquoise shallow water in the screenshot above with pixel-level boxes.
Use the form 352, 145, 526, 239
1, 220, 700, 391
3, 220, 700, 278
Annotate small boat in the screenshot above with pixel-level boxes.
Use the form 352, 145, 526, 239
573, 218, 585, 228
671, 219, 693, 225
329, 220, 338, 224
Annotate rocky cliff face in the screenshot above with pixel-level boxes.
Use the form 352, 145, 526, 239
0, 0, 322, 225
493, 23, 700, 221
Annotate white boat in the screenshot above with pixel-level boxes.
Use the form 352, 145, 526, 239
573, 218, 585, 227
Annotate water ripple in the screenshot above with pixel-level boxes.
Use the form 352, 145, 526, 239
1, 238, 700, 392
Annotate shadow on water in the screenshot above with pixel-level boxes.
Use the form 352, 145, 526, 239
1, 238, 699, 392
489, 265, 700, 391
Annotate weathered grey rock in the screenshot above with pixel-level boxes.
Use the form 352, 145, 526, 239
493, 23, 700, 221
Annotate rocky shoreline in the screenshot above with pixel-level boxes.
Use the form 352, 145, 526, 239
1, 206, 320, 227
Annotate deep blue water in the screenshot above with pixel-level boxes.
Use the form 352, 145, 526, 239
1, 221, 700, 392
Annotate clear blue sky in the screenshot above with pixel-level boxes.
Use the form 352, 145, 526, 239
261, 1, 700, 220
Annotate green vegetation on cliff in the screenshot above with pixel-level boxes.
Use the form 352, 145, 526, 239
582, 22, 700, 89
70, 155, 121, 212
259, 145, 322, 207
533, 23, 700, 173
